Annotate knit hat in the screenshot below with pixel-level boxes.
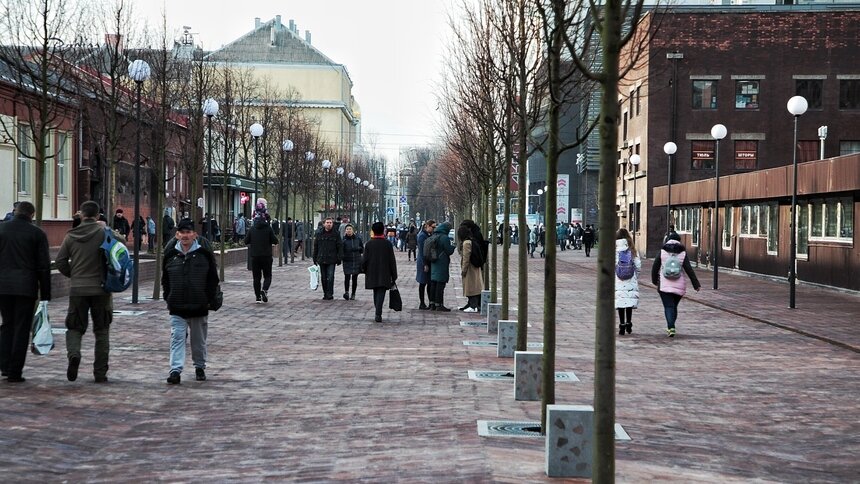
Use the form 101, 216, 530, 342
176, 218, 195, 232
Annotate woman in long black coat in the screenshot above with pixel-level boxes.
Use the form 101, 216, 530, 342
361, 222, 398, 323
341, 224, 363, 300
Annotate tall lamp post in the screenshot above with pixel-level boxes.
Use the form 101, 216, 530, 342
321, 159, 332, 218
128, 59, 150, 305
664, 141, 677, 234
362, 180, 370, 235
711, 123, 727, 290
249, 123, 264, 210
347, 172, 356, 223
202, 98, 219, 243
537, 188, 545, 224
335, 166, 345, 218
787, 95, 808, 309
281, 139, 293, 265
629, 154, 641, 247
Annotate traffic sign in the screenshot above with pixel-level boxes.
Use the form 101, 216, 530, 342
386, 207, 395, 216
400, 195, 407, 204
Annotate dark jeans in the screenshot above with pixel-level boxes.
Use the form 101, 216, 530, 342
320, 263, 336, 298
468, 294, 480, 309
429, 280, 447, 306
251, 256, 273, 297
407, 248, 416, 260
343, 273, 359, 295
0, 295, 37, 378
584, 243, 593, 257
65, 294, 113, 378
658, 291, 683, 329
148, 233, 155, 251
617, 307, 633, 325
373, 287, 387, 317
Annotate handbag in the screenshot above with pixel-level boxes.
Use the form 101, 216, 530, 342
31, 301, 54, 355
308, 265, 320, 290
389, 283, 402, 311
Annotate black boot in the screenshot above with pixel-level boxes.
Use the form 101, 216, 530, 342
626, 323, 633, 334
619, 324, 626, 336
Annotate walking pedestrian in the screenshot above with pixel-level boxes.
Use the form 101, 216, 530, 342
294, 221, 305, 257
457, 225, 483, 312
538, 224, 546, 258
361, 222, 397, 323
528, 225, 537, 258
614, 228, 641, 335
244, 214, 278, 303
405, 226, 418, 261
282, 217, 293, 259
55, 201, 124, 383
0, 201, 51, 382
2, 201, 20, 222
147, 215, 156, 252
429, 221, 456, 311
313, 217, 343, 300
341, 224, 363, 300
162, 218, 221, 384
163, 209, 175, 245
583, 224, 595, 257
415, 219, 436, 310
651, 232, 701, 337
234, 214, 247, 244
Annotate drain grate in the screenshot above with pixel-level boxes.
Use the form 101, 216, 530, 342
463, 341, 544, 348
460, 321, 487, 327
113, 310, 148, 316
224, 280, 248, 284
468, 370, 579, 382
120, 296, 155, 302
477, 420, 630, 440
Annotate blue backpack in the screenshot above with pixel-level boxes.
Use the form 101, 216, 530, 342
100, 227, 134, 292
615, 249, 635, 280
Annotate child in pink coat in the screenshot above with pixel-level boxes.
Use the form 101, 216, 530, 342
651, 232, 701, 337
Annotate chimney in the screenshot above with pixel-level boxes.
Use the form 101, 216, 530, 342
289, 19, 296, 32
255, 17, 261, 29
104, 33, 123, 53
270, 26, 276, 46
275, 15, 281, 28
305, 31, 311, 44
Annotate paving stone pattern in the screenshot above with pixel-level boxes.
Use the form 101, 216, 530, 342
0, 247, 858, 482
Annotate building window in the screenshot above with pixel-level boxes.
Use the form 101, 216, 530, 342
43, 131, 53, 197
57, 132, 70, 196
692, 80, 717, 109
797, 202, 808, 256
723, 206, 732, 248
807, 198, 853, 242
839, 140, 860, 156
691, 140, 715, 170
17, 124, 31, 194
691, 207, 700, 246
636, 86, 641, 116
798, 140, 819, 162
795, 79, 823, 110
839, 79, 860, 109
767, 202, 778, 253
734, 140, 757, 170
735, 80, 760, 109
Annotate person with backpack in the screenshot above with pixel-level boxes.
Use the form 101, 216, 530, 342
162, 218, 221, 384
55, 201, 125, 383
457, 225, 483, 312
0, 201, 51, 382
651, 231, 701, 337
614, 228, 641, 335
428, 221, 456, 311
415, 219, 436, 310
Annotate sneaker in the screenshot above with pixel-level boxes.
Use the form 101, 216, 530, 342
463, 307, 478, 313
458, 304, 470, 311
94, 375, 108, 383
667, 328, 676, 338
350, 293, 356, 300
261, 290, 268, 303
419, 303, 429, 310
167, 370, 181, 384
255, 294, 262, 304
67, 355, 80, 382
195, 368, 206, 381
343, 292, 349, 300
374, 315, 382, 323
436, 305, 452, 312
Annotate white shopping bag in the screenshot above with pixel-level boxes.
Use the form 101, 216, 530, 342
31, 301, 54, 355
308, 265, 320, 291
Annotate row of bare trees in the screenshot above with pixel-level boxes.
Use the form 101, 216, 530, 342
438, 0, 650, 478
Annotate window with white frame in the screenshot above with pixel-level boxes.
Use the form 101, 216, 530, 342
807, 197, 853, 241
17, 124, 31, 194
797, 202, 809, 256
739, 203, 779, 253
691, 207, 700, 246
767, 202, 778, 253
57, 132, 70, 196
723, 206, 733, 248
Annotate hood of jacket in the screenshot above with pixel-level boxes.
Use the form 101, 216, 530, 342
253, 218, 269, 230
434, 222, 451, 235
661, 239, 685, 254
67, 219, 105, 243
615, 238, 630, 252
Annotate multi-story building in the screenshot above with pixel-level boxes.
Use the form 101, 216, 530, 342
620, 4, 860, 290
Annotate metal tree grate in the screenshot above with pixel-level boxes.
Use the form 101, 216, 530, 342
463, 341, 543, 348
112, 310, 148, 316
477, 420, 631, 440
467, 370, 580, 382
460, 321, 487, 327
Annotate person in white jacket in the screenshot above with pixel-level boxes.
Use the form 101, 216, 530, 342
614, 228, 641, 335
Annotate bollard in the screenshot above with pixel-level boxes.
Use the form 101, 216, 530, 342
486, 303, 502, 334
514, 351, 543, 401
497, 320, 517, 358
480, 290, 491, 315
545, 405, 594, 478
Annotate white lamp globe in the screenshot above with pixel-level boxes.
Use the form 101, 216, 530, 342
711, 124, 727, 140
348, 172, 355, 180
630, 154, 641, 166
368, 184, 374, 190
305, 151, 315, 161
664, 142, 677, 155
787, 95, 808, 116
249, 123, 264, 138
362, 180, 369, 187
282, 140, 294, 152
336, 167, 344, 176
321, 159, 332, 170
128, 59, 151, 82
537, 189, 544, 195
202, 98, 219, 117
354, 178, 361, 184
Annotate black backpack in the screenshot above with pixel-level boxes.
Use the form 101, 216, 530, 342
423, 234, 439, 262
468, 239, 483, 268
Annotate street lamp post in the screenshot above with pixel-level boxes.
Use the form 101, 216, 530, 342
203, 98, 219, 244
321, 159, 332, 218
817, 125, 827, 160
629, 154, 641, 247
335, 166, 344, 218
711, 123, 728, 290
347, 172, 355, 224
128, 59, 150, 305
787, 96, 808, 309
664, 142, 677, 234
281, 139, 294, 265
249, 123, 264, 211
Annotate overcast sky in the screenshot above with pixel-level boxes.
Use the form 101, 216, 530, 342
132, 0, 455, 164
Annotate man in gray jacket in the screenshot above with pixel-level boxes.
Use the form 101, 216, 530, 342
55, 201, 125, 383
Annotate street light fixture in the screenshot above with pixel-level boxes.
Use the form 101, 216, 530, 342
710, 123, 728, 290
281, 139, 294, 265
629, 154, 641, 247
663, 141, 677, 234
202, 98, 219, 244
249, 122, 264, 210
128, 59, 150, 305
321, 159, 332, 218
787, 95, 808, 309
335, 166, 344, 215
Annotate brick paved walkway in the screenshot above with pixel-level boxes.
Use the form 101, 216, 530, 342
1, 245, 857, 482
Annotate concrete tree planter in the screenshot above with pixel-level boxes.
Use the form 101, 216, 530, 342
486, 303, 502, 334
497, 320, 517, 357
545, 404, 594, 478
514, 351, 543, 401
480, 289, 491, 314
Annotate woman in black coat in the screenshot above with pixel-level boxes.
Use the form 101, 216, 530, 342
341, 224, 364, 300
361, 222, 398, 323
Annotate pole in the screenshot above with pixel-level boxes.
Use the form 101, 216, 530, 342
789, 116, 799, 308
667, 153, 672, 234
253, 136, 259, 210
632, 169, 637, 247
713, 139, 720, 290
132, 80, 142, 304
206, 115, 213, 243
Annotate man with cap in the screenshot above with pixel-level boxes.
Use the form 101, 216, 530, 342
162, 218, 221, 384
112, 208, 130, 237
